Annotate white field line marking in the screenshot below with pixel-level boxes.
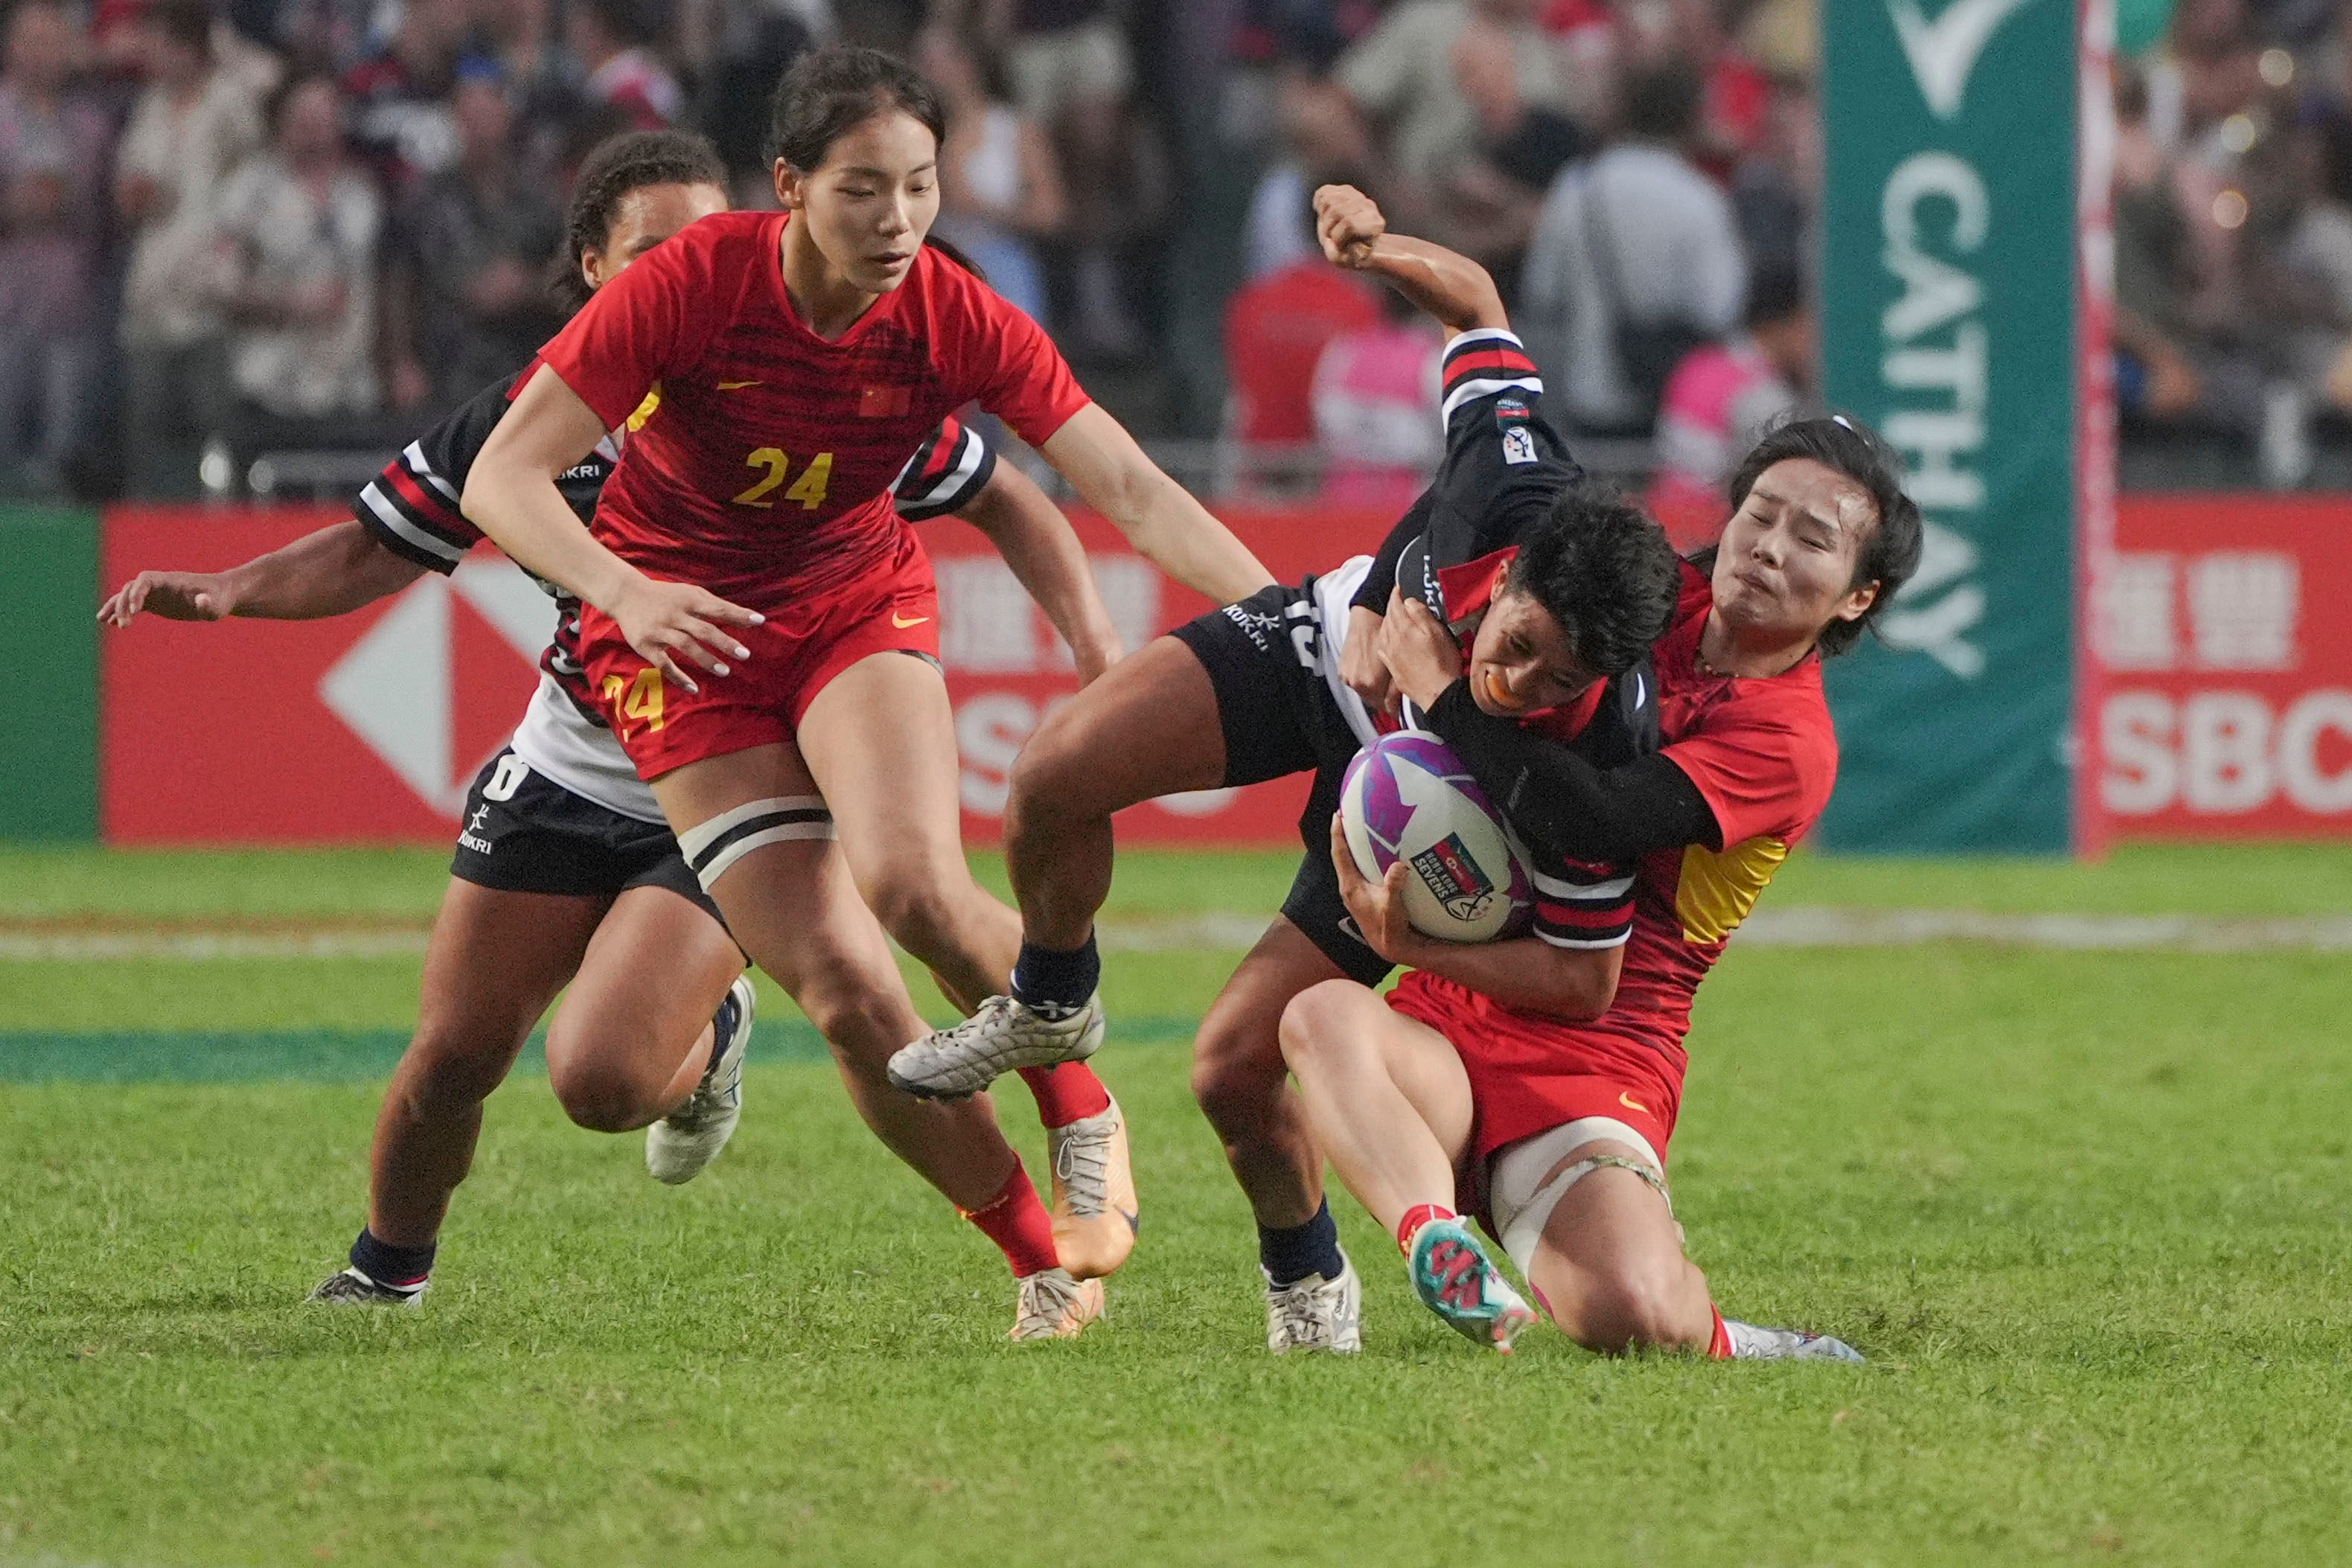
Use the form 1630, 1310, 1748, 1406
4, 908, 2352, 960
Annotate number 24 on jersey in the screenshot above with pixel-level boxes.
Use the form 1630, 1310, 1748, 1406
733, 449, 832, 511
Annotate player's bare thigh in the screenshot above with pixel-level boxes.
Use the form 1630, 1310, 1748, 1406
1514, 1135, 1712, 1351
1281, 979, 1478, 1167
543, 883, 743, 1130
1009, 634, 1230, 824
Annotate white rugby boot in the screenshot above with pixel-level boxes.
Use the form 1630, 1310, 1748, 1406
1722, 1319, 1866, 1362
888, 992, 1105, 1100
1010, 1267, 1107, 1340
1046, 1094, 1139, 1279
1265, 1252, 1362, 1354
646, 976, 756, 1184
307, 1267, 426, 1307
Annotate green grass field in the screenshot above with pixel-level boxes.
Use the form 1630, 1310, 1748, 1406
4, 844, 2350, 1566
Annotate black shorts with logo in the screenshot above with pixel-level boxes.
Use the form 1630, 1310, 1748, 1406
450, 749, 723, 923
1169, 580, 1394, 988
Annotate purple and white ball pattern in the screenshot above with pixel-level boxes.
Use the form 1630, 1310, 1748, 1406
1339, 730, 1533, 944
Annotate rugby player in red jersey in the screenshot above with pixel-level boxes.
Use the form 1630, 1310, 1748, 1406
98, 131, 1131, 1312
460, 50, 1273, 1337
1275, 203, 1923, 1358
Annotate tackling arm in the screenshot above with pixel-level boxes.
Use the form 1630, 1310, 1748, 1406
98, 519, 429, 626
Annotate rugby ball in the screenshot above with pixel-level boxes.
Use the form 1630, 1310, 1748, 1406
1339, 731, 1533, 943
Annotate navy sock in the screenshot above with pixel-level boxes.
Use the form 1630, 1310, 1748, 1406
1259, 1199, 1344, 1288
350, 1228, 435, 1290
1010, 935, 1100, 1015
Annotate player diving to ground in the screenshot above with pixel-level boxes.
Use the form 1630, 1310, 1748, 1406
458, 51, 1274, 1338
98, 129, 1134, 1316
889, 184, 1693, 1351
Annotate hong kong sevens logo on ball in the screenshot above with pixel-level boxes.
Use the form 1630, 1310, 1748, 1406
1339, 731, 1534, 944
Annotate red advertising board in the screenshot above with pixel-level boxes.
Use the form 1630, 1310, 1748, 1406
100, 502, 1396, 846
2089, 494, 2352, 839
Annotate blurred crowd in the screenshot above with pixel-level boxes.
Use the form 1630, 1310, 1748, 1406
0, 0, 2347, 504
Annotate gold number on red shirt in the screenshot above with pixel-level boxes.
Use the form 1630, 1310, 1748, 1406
600, 668, 665, 736
732, 448, 834, 511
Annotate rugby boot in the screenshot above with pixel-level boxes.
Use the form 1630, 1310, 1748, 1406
889, 992, 1104, 1100
646, 976, 755, 1184
1406, 1217, 1535, 1353
1009, 1267, 1106, 1340
1046, 1094, 1139, 1278
1265, 1252, 1362, 1354
308, 1267, 426, 1307
1722, 1319, 1865, 1362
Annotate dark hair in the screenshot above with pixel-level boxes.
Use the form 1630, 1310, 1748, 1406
144, 0, 214, 55
1708, 414, 1925, 659
1620, 59, 1704, 144
552, 129, 727, 314
1503, 481, 1684, 679
767, 45, 945, 172
577, 0, 660, 48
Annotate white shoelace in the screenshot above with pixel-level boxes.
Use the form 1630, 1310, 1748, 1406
1015, 1271, 1088, 1336
1051, 1121, 1113, 1218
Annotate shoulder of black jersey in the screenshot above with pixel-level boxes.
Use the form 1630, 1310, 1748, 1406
892, 416, 997, 521
1439, 327, 1544, 427
351, 385, 504, 574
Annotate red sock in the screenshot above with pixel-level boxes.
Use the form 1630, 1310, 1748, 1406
1707, 1304, 1733, 1360
959, 1159, 1062, 1277
1017, 1062, 1112, 1129
1396, 1203, 1457, 1254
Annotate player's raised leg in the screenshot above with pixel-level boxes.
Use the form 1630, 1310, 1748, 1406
1279, 979, 1535, 1352
537, 881, 752, 1183
889, 636, 1229, 1098
312, 881, 606, 1305
654, 740, 1101, 1337
799, 650, 1132, 1276
1192, 919, 1361, 1351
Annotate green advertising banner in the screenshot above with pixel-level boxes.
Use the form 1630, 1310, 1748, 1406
0, 505, 100, 842
1818, 0, 2079, 851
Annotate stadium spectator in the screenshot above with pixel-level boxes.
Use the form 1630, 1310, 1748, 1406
1308, 286, 1442, 507
116, 0, 263, 499
339, 0, 470, 188
211, 73, 383, 432
1646, 261, 1811, 550
1729, 68, 1819, 292
1221, 237, 1380, 462
478, 0, 588, 187
1520, 56, 1746, 435
916, 24, 1064, 324
569, 0, 683, 131
690, 0, 814, 198
1240, 68, 1372, 281
1335, 0, 1570, 193
389, 61, 566, 412
0, 0, 110, 495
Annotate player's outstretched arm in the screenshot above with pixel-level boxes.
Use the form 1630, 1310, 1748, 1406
1329, 819, 1623, 1020
1039, 403, 1274, 607
98, 519, 429, 626
953, 459, 1125, 685
1314, 184, 1509, 337
464, 368, 760, 694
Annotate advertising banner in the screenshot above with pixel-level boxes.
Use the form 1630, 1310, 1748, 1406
1819, 0, 2080, 851
100, 504, 1395, 847
2, 505, 100, 842
2090, 495, 2352, 839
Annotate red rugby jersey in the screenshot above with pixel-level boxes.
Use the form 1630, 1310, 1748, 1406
1393, 559, 1838, 1094
534, 211, 1087, 604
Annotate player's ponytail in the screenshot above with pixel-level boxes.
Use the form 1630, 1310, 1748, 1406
552, 129, 729, 316
767, 45, 946, 173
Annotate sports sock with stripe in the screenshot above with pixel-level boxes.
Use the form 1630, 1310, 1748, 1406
1018, 1063, 1112, 1128
1259, 1197, 1344, 1288
1707, 1304, 1734, 1359
959, 1159, 1062, 1277
350, 1228, 435, 1293
1395, 1203, 1457, 1254
1010, 935, 1099, 1017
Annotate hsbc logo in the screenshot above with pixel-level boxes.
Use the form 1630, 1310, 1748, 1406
318, 558, 551, 816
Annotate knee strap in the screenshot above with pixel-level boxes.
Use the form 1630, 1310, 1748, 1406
1501, 1155, 1677, 1279
677, 796, 834, 892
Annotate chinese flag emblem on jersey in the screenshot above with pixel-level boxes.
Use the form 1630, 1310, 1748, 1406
860, 385, 912, 418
